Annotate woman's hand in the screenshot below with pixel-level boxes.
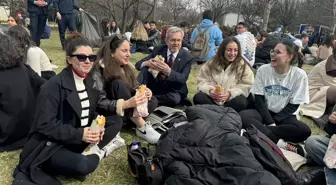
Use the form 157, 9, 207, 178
124, 93, 147, 109
209, 89, 226, 102
329, 112, 336, 124
82, 127, 100, 143
145, 88, 152, 100
222, 91, 231, 102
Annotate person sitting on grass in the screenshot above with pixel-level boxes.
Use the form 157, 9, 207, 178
12, 33, 123, 185
300, 47, 336, 129
130, 21, 149, 54
305, 104, 336, 185
135, 26, 194, 107
8, 25, 55, 80
92, 34, 161, 144
0, 34, 45, 152
193, 37, 254, 113
239, 41, 311, 157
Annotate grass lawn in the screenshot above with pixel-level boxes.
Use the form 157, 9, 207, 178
0, 30, 324, 185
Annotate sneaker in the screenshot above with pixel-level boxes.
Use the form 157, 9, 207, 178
82, 144, 105, 160
136, 121, 161, 144
278, 140, 306, 157
102, 133, 125, 157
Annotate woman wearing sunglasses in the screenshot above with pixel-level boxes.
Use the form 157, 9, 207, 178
239, 41, 311, 157
12, 33, 123, 185
91, 34, 161, 144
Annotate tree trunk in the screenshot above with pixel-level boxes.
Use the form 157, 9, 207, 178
153, 0, 157, 21
333, 0, 336, 34
262, 1, 274, 31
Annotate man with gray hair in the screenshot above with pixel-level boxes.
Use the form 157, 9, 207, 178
136, 26, 194, 107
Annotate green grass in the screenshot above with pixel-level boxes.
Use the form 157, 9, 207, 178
0, 30, 323, 185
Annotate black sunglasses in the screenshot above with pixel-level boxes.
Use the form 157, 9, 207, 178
70, 54, 97, 62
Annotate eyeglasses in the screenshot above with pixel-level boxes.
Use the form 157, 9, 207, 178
270, 49, 282, 55
236, 26, 244, 29
70, 54, 97, 62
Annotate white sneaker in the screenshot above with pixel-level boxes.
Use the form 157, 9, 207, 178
136, 121, 161, 144
102, 133, 126, 157
82, 144, 105, 160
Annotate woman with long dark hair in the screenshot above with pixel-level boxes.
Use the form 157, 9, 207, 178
92, 34, 160, 144
193, 37, 254, 112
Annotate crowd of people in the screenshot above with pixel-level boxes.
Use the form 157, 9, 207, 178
1, 2, 336, 184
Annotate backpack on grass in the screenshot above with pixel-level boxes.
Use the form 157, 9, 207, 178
191, 25, 213, 60
127, 142, 163, 185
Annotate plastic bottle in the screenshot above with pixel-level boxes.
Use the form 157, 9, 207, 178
130, 141, 139, 150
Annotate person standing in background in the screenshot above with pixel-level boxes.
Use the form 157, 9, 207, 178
27, 0, 51, 47
54, 0, 84, 49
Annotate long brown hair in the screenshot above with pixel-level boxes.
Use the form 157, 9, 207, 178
95, 34, 138, 89
208, 37, 247, 80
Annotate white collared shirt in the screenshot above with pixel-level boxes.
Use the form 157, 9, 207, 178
167, 49, 179, 63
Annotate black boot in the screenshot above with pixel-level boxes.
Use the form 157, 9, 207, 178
297, 168, 326, 185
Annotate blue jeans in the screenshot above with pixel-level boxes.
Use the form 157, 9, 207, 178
305, 136, 336, 185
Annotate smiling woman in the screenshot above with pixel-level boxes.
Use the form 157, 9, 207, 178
91, 34, 160, 144
239, 41, 311, 157
194, 36, 254, 113
12, 32, 123, 185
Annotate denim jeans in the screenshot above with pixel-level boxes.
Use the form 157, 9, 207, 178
305, 136, 336, 185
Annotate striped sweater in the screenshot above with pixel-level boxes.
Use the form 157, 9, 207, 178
73, 71, 90, 127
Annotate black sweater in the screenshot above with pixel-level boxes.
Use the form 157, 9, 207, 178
254, 95, 299, 125
54, 0, 79, 14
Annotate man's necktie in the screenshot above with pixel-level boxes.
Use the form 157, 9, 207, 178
167, 54, 174, 68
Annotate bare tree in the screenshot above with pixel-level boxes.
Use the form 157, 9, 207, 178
260, 0, 277, 31
273, 0, 300, 30
79, 0, 155, 32
239, 1, 262, 30
161, 0, 193, 23
199, 0, 236, 21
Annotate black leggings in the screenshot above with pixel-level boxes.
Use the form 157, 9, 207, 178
193, 92, 250, 113
106, 79, 158, 121
43, 114, 123, 177
239, 109, 311, 143
44, 147, 99, 177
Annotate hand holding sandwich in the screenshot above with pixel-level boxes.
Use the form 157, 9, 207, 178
210, 85, 231, 103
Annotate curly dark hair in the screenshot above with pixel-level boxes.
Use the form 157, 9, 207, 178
7, 25, 34, 56
0, 34, 26, 69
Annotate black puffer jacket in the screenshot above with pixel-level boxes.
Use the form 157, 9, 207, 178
156, 105, 281, 185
